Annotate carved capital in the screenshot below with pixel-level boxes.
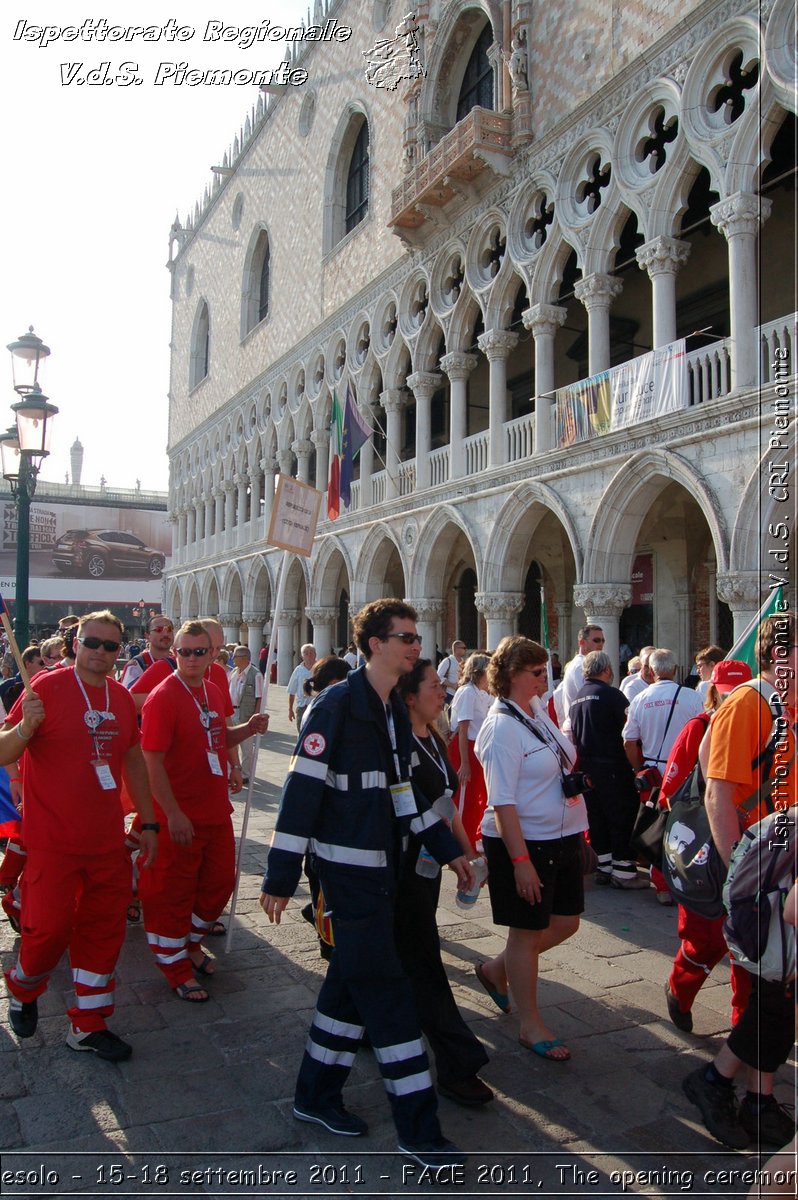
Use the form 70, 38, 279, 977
406, 371, 442, 399
716, 572, 763, 610
439, 352, 478, 381
522, 303, 568, 338
242, 611, 268, 625
305, 606, 337, 626
275, 608, 300, 625
277, 451, 294, 474
475, 591, 524, 621
477, 329, 519, 360
311, 429, 330, 449
380, 388, 406, 414
292, 439, 314, 459
233, 473, 247, 487
574, 274, 623, 310
710, 192, 772, 240
260, 455, 278, 473
573, 583, 631, 619
635, 236, 691, 278
218, 611, 241, 626
406, 598, 444, 623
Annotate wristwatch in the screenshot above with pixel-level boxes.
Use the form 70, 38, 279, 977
140, 822, 160, 833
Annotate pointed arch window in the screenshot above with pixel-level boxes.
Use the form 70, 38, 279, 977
258, 241, 270, 322
242, 228, 271, 336
189, 301, 210, 389
345, 119, 369, 234
456, 24, 493, 122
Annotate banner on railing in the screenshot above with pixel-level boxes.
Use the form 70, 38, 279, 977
556, 339, 688, 447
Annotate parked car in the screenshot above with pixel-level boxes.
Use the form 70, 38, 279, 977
52, 529, 165, 579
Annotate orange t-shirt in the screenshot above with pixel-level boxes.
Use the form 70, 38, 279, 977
707, 682, 796, 829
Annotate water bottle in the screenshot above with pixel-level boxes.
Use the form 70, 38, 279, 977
416, 845, 440, 878
456, 856, 488, 909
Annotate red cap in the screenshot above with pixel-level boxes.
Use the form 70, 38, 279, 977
711, 659, 753, 693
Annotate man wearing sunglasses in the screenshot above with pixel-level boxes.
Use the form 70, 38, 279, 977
261, 599, 471, 1169
120, 615, 175, 689
138, 621, 269, 1002
0, 610, 158, 1062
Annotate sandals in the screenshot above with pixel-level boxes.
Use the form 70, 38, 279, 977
206, 921, 226, 937
474, 963, 511, 1013
173, 981, 209, 1003
519, 1036, 571, 1062
189, 951, 215, 976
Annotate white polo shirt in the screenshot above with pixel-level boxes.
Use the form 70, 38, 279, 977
622, 679, 704, 765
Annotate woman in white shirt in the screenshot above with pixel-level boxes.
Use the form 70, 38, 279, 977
448, 653, 492, 851
474, 636, 588, 1062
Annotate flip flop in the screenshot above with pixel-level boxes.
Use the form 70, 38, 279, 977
173, 981, 209, 1003
206, 921, 226, 937
519, 1037, 571, 1062
189, 952, 215, 977
474, 963, 511, 1014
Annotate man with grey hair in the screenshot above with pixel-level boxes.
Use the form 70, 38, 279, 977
621, 645, 654, 700
571, 650, 647, 888
287, 644, 316, 725
622, 648, 703, 776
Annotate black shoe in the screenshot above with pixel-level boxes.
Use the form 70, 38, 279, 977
293, 1103, 367, 1136
664, 983, 693, 1032
66, 1027, 132, 1062
398, 1139, 467, 1169
594, 870, 612, 886
682, 1066, 749, 1149
438, 1076, 494, 1106
9, 998, 38, 1038
740, 1097, 796, 1148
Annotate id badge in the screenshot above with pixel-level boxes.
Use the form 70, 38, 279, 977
207, 751, 225, 776
390, 781, 416, 818
92, 760, 116, 791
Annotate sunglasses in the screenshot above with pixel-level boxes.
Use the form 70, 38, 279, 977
385, 633, 422, 645
150, 626, 173, 634
78, 637, 122, 653
521, 667, 548, 678
175, 646, 210, 658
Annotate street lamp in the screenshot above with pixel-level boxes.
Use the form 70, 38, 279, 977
2, 329, 58, 649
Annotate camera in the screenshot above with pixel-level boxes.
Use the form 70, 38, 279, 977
561, 771, 591, 798
634, 766, 662, 793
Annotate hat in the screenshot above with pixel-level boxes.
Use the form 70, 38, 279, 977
710, 659, 752, 693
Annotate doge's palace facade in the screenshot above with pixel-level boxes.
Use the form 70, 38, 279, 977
165, 0, 796, 683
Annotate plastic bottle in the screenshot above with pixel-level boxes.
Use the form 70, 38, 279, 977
456, 856, 488, 909
415, 845, 440, 878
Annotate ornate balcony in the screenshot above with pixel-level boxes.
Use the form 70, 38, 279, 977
390, 108, 513, 237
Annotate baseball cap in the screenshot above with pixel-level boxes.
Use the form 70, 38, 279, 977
711, 659, 752, 693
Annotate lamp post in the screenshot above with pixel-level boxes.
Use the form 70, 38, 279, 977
2, 329, 58, 649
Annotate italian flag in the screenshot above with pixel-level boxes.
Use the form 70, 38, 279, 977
728, 585, 784, 673
327, 388, 343, 521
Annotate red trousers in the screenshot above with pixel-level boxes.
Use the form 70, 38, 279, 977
5, 845, 130, 1033
668, 902, 751, 1025
448, 736, 487, 851
138, 821, 235, 988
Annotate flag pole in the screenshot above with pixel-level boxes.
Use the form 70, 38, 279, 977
0, 599, 33, 695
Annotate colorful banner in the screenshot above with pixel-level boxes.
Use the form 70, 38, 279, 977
556, 339, 688, 447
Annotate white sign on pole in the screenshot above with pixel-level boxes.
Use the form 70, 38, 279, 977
267, 475, 322, 556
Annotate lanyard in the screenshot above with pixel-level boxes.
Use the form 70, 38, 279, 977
74, 671, 111, 761
413, 731, 448, 781
385, 703, 403, 781
178, 676, 214, 749
499, 701, 570, 774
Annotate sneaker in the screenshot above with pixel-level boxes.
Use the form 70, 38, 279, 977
398, 1139, 467, 1169
682, 1066, 749, 1149
66, 1027, 132, 1062
655, 891, 675, 906
8, 997, 38, 1038
437, 1076, 494, 1106
293, 1103, 367, 1136
740, 1097, 796, 1148
610, 873, 650, 890
664, 983, 693, 1033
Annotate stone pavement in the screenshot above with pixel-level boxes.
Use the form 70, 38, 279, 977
1, 690, 794, 1198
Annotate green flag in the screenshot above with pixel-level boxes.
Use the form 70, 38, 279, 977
727, 586, 784, 673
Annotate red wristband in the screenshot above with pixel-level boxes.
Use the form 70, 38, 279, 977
511, 854, 530, 863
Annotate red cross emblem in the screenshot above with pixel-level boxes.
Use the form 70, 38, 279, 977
303, 732, 326, 757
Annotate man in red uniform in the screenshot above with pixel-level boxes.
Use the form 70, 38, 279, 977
139, 620, 268, 1001
0, 610, 158, 1061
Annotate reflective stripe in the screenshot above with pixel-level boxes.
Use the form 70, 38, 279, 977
153, 948, 188, 965
383, 1070, 433, 1096
289, 755, 328, 781
75, 990, 113, 1009
270, 830, 309, 855
310, 839, 387, 868
409, 809, 438, 835
12, 964, 48, 986
410, 751, 420, 768
314, 1011, 365, 1040
146, 932, 186, 949
373, 1038, 425, 1065
326, 771, 349, 790
305, 1038, 357, 1068
190, 913, 214, 931
361, 770, 387, 789
6, 841, 24, 855
72, 968, 113, 988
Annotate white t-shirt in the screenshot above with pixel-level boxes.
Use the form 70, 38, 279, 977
622, 679, 704, 765
287, 664, 313, 708
449, 681, 492, 740
475, 697, 588, 841
559, 653, 585, 735
437, 654, 462, 694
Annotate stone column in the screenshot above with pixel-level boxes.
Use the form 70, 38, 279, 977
311, 429, 330, 496
261, 456, 278, 532
572, 583, 631, 679
358, 416, 374, 508
573, 273, 623, 376
305, 606, 337, 657
215, 487, 226, 541
275, 608, 299, 685
235, 473, 248, 528
204, 496, 214, 542
406, 598, 443, 660
277, 449, 293, 478
705, 560, 718, 646
407, 371, 441, 491
243, 610, 267, 660
248, 468, 261, 530
554, 601, 571, 659
186, 504, 196, 549
381, 388, 405, 501
440, 352, 477, 480
522, 303, 567, 453
635, 236, 691, 348
710, 192, 772, 390
716, 572, 762, 645
293, 439, 314, 485
475, 592, 524, 650
478, 330, 518, 469
219, 612, 241, 644
673, 589, 692, 679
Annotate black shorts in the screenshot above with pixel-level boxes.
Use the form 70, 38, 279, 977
483, 833, 585, 930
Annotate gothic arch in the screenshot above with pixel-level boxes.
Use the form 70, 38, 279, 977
418, 0, 501, 138
355, 524, 407, 598
312, 536, 355, 606
730, 448, 796, 575
481, 482, 584, 593
410, 503, 483, 596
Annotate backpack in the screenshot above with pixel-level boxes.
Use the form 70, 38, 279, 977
662, 764, 726, 918
722, 807, 797, 982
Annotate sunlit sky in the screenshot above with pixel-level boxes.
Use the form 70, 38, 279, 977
1, 1, 309, 493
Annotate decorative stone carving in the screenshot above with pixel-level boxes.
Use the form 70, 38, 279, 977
710, 192, 772, 240
380, 388, 406, 414
475, 592, 524, 621
572, 584, 632, 618
477, 329, 518, 360
522, 303, 567, 337
407, 598, 444, 623
407, 371, 442, 398
715, 572, 762, 609
440, 352, 477, 381
242, 611, 268, 626
573, 274, 624, 310
636, 236, 691, 277
305, 606, 337, 626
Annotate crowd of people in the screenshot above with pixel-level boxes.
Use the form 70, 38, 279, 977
1, 600, 795, 1177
